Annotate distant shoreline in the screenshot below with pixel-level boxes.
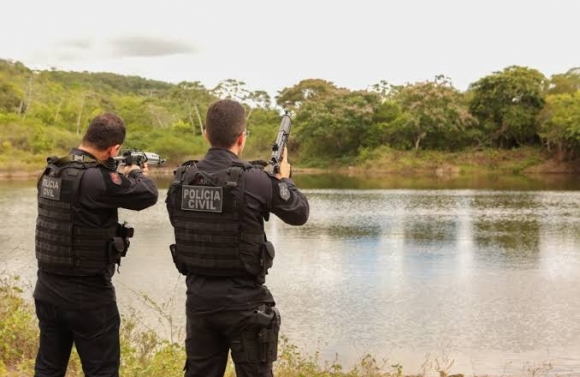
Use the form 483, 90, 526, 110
2, 147, 580, 180
3, 165, 579, 180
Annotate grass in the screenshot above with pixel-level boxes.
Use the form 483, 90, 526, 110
0, 275, 429, 377
0, 275, 564, 377
349, 146, 551, 176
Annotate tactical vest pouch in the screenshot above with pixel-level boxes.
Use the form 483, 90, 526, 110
170, 244, 188, 275
108, 237, 127, 264
263, 241, 275, 271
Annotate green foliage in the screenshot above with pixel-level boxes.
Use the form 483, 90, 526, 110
170, 81, 216, 137
244, 108, 282, 160
45, 70, 174, 95
0, 81, 21, 112
276, 79, 339, 111
118, 311, 185, 377
390, 76, 478, 150
468, 65, 547, 147
294, 89, 381, 160
0, 58, 578, 172
0, 275, 38, 373
0, 276, 188, 377
124, 128, 206, 163
353, 145, 546, 176
546, 68, 580, 95
539, 92, 580, 160
0, 276, 407, 377
2, 275, 567, 377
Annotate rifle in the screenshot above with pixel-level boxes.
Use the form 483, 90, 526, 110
114, 149, 166, 168
265, 111, 292, 175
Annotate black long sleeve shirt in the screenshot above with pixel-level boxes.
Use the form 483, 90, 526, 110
168, 148, 309, 315
34, 148, 159, 310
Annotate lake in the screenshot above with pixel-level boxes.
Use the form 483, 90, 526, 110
1, 173, 580, 377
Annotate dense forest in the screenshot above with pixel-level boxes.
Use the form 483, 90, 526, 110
1, 58, 579, 172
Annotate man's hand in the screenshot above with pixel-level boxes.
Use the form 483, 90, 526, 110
121, 162, 149, 176
141, 162, 150, 175
276, 147, 291, 179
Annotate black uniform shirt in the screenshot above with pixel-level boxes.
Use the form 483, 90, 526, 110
176, 148, 309, 315
34, 148, 159, 310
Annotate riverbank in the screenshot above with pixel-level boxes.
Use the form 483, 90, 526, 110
1, 147, 578, 180
1, 276, 559, 377
335, 146, 580, 176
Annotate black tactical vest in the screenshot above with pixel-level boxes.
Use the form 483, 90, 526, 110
167, 161, 273, 279
35, 155, 118, 276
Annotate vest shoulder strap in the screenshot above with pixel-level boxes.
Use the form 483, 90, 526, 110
172, 160, 198, 185
52, 155, 99, 167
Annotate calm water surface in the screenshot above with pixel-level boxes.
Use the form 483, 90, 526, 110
1, 174, 580, 376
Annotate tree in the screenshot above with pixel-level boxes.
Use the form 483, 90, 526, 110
275, 79, 338, 111
468, 65, 547, 148
211, 79, 271, 121
171, 81, 214, 135
545, 68, 580, 95
244, 90, 271, 120
294, 88, 380, 160
211, 79, 249, 102
244, 108, 281, 159
538, 92, 580, 160
391, 76, 477, 150
367, 80, 400, 101
0, 81, 21, 112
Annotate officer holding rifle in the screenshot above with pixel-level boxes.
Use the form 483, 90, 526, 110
33, 112, 158, 377
166, 99, 309, 377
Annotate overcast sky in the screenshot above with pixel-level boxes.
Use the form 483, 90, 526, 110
1, 0, 579, 97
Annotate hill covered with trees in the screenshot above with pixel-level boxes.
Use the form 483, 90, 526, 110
1, 58, 579, 174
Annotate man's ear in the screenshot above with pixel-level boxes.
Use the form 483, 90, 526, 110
109, 144, 122, 157
236, 132, 245, 146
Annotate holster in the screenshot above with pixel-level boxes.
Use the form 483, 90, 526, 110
230, 305, 281, 364
256, 305, 280, 363
108, 236, 129, 265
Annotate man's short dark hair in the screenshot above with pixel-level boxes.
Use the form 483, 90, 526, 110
82, 113, 126, 151
205, 99, 246, 148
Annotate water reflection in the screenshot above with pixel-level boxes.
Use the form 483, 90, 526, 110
292, 172, 580, 191
265, 187, 580, 376
471, 193, 541, 268
1, 176, 580, 376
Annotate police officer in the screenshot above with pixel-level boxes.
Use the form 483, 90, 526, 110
33, 112, 158, 377
166, 99, 309, 377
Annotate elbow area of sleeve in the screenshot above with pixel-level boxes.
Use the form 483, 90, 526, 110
287, 204, 310, 226
296, 209, 309, 225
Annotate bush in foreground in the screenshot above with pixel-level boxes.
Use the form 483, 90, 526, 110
0, 275, 558, 377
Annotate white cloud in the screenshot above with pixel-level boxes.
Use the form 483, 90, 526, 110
1, 0, 579, 97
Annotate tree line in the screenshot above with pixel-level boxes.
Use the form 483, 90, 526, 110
1, 58, 579, 169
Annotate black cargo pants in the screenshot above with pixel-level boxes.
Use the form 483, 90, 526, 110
184, 305, 281, 377
34, 300, 121, 377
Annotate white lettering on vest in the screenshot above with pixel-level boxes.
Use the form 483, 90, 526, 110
40, 176, 62, 200
181, 185, 223, 213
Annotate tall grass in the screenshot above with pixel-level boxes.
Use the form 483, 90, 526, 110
0, 275, 418, 377
0, 275, 560, 377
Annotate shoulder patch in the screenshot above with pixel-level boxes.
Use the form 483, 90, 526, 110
39, 176, 62, 200
278, 182, 291, 201
109, 172, 122, 185
181, 185, 223, 212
